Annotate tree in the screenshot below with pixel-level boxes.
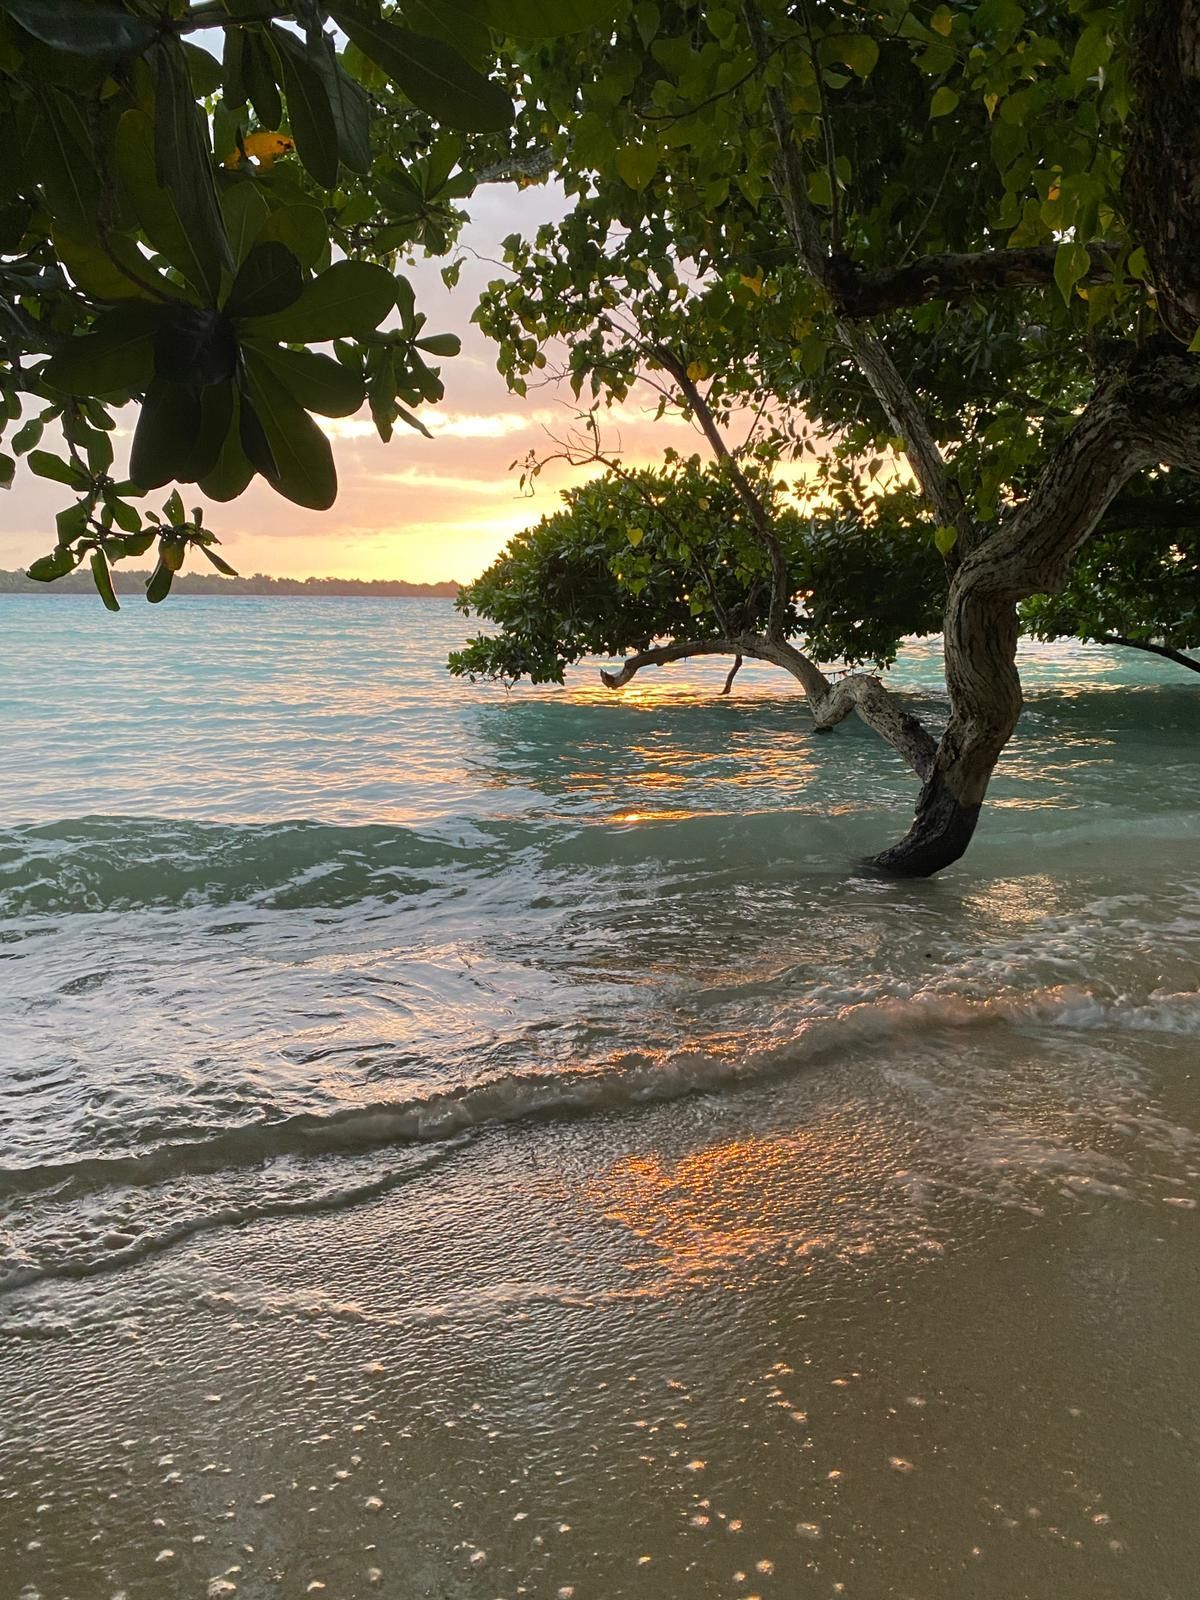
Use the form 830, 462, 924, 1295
450, 455, 943, 688
464, 0, 1200, 875
0, 0, 607, 602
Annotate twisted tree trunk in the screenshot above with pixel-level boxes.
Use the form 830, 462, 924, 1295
734, 0, 1200, 877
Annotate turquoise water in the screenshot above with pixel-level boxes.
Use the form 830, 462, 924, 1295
1, 596, 1198, 1599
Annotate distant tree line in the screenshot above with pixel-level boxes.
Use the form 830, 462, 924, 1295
0, 569, 458, 599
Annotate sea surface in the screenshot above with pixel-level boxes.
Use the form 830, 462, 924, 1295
1, 595, 1198, 1600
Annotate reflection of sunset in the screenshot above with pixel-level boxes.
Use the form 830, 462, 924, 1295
585, 1134, 854, 1293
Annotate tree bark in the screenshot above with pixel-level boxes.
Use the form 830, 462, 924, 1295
1124, 0, 1200, 344
873, 344, 1200, 873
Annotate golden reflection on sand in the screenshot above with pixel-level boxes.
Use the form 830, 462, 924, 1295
583, 1133, 860, 1294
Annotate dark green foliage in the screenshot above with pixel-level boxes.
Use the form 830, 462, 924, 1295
1022, 482, 1200, 662
1, 0, 558, 604
451, 463, 943, 684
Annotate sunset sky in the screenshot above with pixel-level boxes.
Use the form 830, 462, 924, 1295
0, 182, 711, 588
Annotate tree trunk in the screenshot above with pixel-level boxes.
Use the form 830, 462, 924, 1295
871, 587, 1021, 875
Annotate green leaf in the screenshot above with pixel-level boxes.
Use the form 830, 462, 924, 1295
183, 40, 223, 96
279, 27, 371, 177
107, 497, 144, 535
90, 548, 120, 611
0, 0, 154, 58
198, 544, 239, 577
241, 340, 365, 416
52, 226, 177, 302
224, 241, 304, 320
27, 546, 80, 581
1070, 23, 1111, 89
160, 536, 186, 573
221, 180, 272, 266
616, 143, 658, 191
129, 378, 202, 489
115, 109, 220, 303
56, 500, 89, 541
413, 332, 461, 357
42, 303, 161, 395
242, 27, 282, 130
148, 40, 232, 304
163, 489, 186, 525
271, 25, 340, 189
241, 259, 396, 340
807, 168, 833, 208
11, 416, 43, 455
933, 523, 958, 555
255, 203, 328, 270
223, 26, 247, 108
199, 389, 255, 502
823, 34, 879, 79
145, 557, 174, 603
28, 449, 86, 487
31, 86, 101, 238
1053, 239, 1090, 306
0, 449, 13, 489
929, 86, 959, 118
330, 7, 513, 133
242, 351, 337, 509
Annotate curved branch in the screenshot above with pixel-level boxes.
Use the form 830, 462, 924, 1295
1097, 635, 1200, 674
599, 639, 739, 687
748, 635, 938, 780
721, 654, 744, 694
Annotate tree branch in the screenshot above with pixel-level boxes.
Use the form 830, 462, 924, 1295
1096, 635, 1200, 673
746, 634, 939, 780
737, 1, 975, 555
599, 639, 740, 687
832, 245, 1117, 320
721, 654, 744, 694
600, 631, 938, 781
651, 344, 792, 638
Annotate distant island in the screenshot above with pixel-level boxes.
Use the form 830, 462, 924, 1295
0, 569, 460, 598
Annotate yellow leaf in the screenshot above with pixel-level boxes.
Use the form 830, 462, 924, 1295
983, 92, 1000, 119
225, 131, 295, 170
739, 268, 764, 297
686, 359, 709, 381
931, 5, 953, 35
627, 525, 644, 545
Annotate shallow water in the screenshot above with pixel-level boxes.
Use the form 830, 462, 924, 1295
1, 597, 1197, 1599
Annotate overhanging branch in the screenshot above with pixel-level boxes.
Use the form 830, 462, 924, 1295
1096, 635, 1200, 674
833, 244, 1117, 320
599, 639, 739, 687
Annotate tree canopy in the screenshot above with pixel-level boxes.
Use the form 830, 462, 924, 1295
459, 0, 1200, 871
4, 0, 1200, 872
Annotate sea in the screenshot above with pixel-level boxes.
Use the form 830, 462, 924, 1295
1, 595, 1197, 1600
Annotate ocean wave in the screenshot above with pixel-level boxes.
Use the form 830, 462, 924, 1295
3, 981, 1197, 1295
4, 804, 1200, 919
